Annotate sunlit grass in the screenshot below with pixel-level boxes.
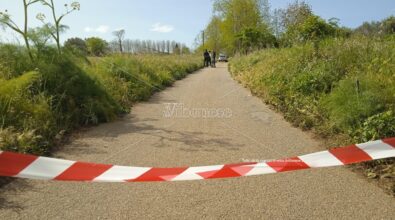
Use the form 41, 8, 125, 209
0, 48, 203, 154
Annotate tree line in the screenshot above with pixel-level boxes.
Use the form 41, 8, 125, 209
198, 0, 395, 55
64, 37, 191, 56
0, 1, 191, 60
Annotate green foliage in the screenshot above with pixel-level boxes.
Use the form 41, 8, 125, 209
381, 16, 395, 35
0, 71, 55, 149
201, 0, 349, 55
0, 128, 47, 155
298, 15, 336, 41
203, 16, 223, 53
322, 76, 393, 133
83, 54, 201, 111
27, 26, 52, 54
0, 45, 202, 154
279, 0, 312, 30
353, 111, 395, 142
86, 37, 109, 56
282, 15, 336, 46
0, 44, 33, 79
236, 27, 277, 54
355, 16, 395, 36
205, 0, 270, 55
64, 37, 88, 55
230, 36, 395, 135
230, 36, 395, 193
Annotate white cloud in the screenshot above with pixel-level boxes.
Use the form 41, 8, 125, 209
96, 25, 110, 33
84, 25, 110, 34
150, 23, 174, 33
84, 27, 93, 32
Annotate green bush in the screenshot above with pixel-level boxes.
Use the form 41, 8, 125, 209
0, 44, 33, 79
353, 111, 395, 142
0, 71, 55, 137
322, 77, 393, 133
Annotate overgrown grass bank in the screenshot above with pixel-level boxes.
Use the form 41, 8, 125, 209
229, 36, 395, 194
0, 46, 202, 155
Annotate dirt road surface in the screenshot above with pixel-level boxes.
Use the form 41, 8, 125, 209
1, 63, 394, 219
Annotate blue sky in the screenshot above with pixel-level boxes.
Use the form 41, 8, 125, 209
1, 0, 394, 48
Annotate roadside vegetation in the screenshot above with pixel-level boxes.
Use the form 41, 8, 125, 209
198, 0, 395, 194
230, 37, 395, 194
0, 47, 202, 155
0, 1, 202, 155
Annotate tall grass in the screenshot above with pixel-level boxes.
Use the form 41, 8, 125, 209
229, 36, 395, 194
0, 46, 202, 154
230, 36, 395, 140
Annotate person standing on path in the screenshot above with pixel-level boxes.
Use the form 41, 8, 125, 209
208, 50, 212, 67
211, 51, 216, 67
203, 49, 210, 67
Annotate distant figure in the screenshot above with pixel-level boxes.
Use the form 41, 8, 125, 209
211, 51, 216, 67
208, 50, 212, 67
203, 49, 210, 67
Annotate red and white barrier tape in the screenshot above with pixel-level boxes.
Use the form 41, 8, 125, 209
0, 138, 394, 182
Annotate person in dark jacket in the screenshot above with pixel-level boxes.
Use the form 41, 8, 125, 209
211, 51, 216, 67
203, 49, 210, 67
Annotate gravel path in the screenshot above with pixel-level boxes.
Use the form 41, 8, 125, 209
1, 63, 394, 219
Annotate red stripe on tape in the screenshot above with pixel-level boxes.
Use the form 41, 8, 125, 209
130, 167, 188, 182
204, 162, 257, 179
0, 137, 393, 182
266, 157, 310, 172
0, 152, 38, 176
55, 162, 112, 181
329, 145, 372, 164
383, 137, 395, 148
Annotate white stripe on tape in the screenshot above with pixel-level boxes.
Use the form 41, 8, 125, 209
356, 140, 395, 160
94, 166, 151, 182
299, 150, 343, 168
17, 157, 75, 180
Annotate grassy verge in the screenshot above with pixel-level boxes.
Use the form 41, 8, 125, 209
0, 45, 203, 155
229, 36, 395, 195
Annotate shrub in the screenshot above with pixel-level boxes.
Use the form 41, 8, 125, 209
0, 44, 33, 79
353, 111, 395, 142
64, 37, 88, 55
85, 37, 109, 56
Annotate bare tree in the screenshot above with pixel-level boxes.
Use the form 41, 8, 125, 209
272, 8, 283, 38
112, 29, 125, 53
259, 0, 271, 25
166, 40, 171, 54
160, 40, 166, 53
104, 38, 189, 55
123, 39, 132, 53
